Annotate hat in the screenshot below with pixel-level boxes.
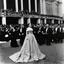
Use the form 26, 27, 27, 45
26, 27, 33, 32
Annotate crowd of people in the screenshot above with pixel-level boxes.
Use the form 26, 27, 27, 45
0, 23, 64, 47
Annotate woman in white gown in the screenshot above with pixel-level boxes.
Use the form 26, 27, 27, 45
9, 27, 46, 62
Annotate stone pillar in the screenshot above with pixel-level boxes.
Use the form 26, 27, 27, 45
61, 20, 63, 24
21, 0, 23, 11
58, 20, 60, 24
20, 17, 24, 24
56, 0, 62, 16
44, 18, 47, 24
3, 0, 7, 10
2, 16, 6, 25
42, 0, 46, 14
40, 0, 43, 14
52, 2, 58, 15
52, 19, 54, 24
27, 18, 31, 24
18, 19, 21, 24
37, 18, 40, 24
35, 0, 37, 12
15, 0, 18, 12
28, 0, 31, 12
58, 2, 62, 16
2, 0, 7, 25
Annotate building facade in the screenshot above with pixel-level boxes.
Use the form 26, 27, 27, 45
0, 0, 63, 25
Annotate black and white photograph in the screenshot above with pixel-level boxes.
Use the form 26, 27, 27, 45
0, 0, 64, 64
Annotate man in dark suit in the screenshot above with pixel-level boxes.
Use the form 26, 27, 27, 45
20, 25, 26, 46
56, 26, 61, 43
33, 24, 39, 44
57, 26, 63, 43
52, 26, 57, 43
41, 26, 46, 44
46, 25, 53, 45
10, 25, 19, 47
39, 25, 45, 45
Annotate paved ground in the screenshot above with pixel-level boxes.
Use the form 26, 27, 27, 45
0, 42, 64, 64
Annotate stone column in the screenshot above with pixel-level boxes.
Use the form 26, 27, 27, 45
15, 0, 18, 12
2, 0, 7, 25
58, 2, 62, 16
21, 0, 23, 11
58, 20, 60, 24
28, 0, 31, 12
3, 0, 7, 10
56, 0, 62, 16
40, 0, 43, 14
19, 0, 24, 25
52, 19, 54, 24
61, 20, 63, 24
44, 18, 47, 24
52, 2, 57, 15
37, 18, 40, 24
42, 0, 46, 14
19, 17, 24, 24
2, 16, 6, 25
35, 0, 37, 12
27, 18, 31, 24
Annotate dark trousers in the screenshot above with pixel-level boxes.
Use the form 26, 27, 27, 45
11, 37, 18, 47
46, 34, 52, 45
52, 34, 57, 43
20, 35, 25, 46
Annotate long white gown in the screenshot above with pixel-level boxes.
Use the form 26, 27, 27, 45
9, 28, 46, 62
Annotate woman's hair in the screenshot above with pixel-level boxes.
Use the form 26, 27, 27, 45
26, 31, 33, 34
26, 27, 33, 35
